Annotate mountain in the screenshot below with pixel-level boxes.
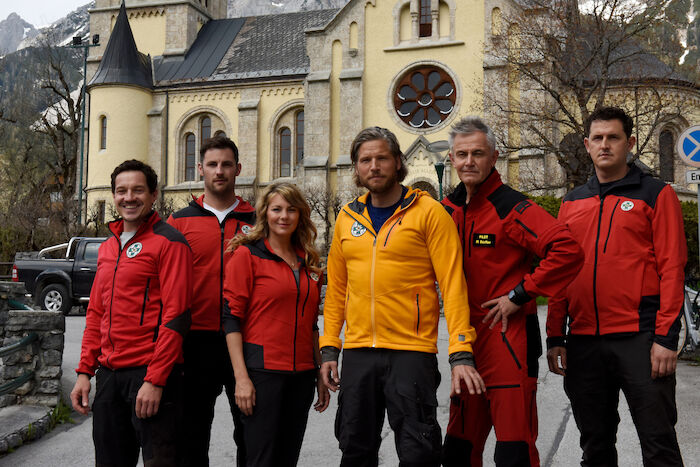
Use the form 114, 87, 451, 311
228, 0, 349, 17
18, 2, 92, 50
0, 13, 38, 56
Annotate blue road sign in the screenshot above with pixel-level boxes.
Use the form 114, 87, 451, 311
677, 125, 700, 168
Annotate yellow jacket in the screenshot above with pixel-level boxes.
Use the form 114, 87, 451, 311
320, 187, 475, 355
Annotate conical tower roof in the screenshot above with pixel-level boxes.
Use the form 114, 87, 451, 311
89, 1, 152, 89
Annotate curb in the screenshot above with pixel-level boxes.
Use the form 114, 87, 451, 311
0, 408, 53, 456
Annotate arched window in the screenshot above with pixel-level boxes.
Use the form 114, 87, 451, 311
419, 0, 432, 37
214, 130, 226, 138
100, 116, 107, 150
200, 116, 211, 145
280, 128, 292, 177
492, 8, 502, 36
185, 133, 196, 181
659, 130, 674, 182
295, 111, 304, 163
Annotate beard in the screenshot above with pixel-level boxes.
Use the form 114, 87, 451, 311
358, 171, 399, 195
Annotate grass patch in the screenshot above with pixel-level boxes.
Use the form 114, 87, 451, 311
48, 400, 75, 429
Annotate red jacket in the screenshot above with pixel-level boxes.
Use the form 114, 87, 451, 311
222, 239, 322, 372
77, 212, 193, 386
547, 165, 687, 350
442, 169, 583, 319
168, 195, 255, 331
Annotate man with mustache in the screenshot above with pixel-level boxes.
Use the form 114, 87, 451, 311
320, 126, 484, 466
440, 116, 583, 467
547, 106, 686, 466
168, 135, 255, 466
71, 160, 193, 466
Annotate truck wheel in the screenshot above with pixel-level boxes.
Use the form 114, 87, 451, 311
39, 284, 72, 315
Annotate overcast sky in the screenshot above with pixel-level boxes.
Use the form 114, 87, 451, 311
0, 0, 90, 28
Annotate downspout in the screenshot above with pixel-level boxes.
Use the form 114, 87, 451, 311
163, 90, 169, 201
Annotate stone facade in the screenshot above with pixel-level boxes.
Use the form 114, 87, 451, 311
0, 284, 65, 409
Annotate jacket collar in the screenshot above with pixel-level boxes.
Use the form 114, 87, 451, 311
108, 210, 160, 239
445, 168, 503, 208
586, 164, 642, 197
249, 238, 306, 266
347, 185, 416, 216
191, 193, 255, 214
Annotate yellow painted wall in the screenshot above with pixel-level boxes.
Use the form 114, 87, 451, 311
87, 85, 152, 188
129, 12, 167, 57
362, 0, 484, 155
166, 89, 242, 185
165, 85, 304, 185
257, 86, 306, 181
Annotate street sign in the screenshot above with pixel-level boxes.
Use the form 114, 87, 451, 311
687, 170, 700, 184
677, 125, 700, 168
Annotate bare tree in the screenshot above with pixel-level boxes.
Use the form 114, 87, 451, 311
303, 183, 360, 254
484, 0, 688, 191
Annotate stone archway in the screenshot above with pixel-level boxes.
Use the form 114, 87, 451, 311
413, 180, 438, 199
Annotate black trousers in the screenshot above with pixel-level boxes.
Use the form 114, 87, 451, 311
336, 348, 442, 467
242, 369, 316, 467
92, 365, 183, 467
564, 332, 683, 467
181, 330, 246, 466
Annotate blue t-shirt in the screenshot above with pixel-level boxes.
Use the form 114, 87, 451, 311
367, 187, 406, 233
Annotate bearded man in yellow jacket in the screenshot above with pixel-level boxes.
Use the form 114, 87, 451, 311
320, 126, 484, 466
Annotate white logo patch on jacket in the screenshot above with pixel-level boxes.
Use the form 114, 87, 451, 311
126, 242, 143, 258
620, 200, 634, 212
350, 221, 367, 237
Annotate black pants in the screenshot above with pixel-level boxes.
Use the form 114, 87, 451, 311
242, 369, 316, 467
92, 365, 183, 467
564, 333, 683, 467
336, 348, 442, 467
181, 330, 245, 466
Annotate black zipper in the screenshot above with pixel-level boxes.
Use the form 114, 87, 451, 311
501, 332, 522, 369
284, 260, 302, 372
140, 278, 151, 325
383, 216, 403, 247
467, 220, 475, 257
593, 197, 605, 335
301, 269, 310, 317
515, 219, 538, 238
106, 247, 122, 368
219, 221, 226, 322
415, 293, 420, 335
603, 199, 619, 254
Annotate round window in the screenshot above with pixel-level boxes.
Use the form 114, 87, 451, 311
393, 66, 456, 129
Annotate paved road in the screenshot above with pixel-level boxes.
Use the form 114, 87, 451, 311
2, 308, 699, 466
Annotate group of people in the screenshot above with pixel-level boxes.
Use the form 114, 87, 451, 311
70, 106, 686, 467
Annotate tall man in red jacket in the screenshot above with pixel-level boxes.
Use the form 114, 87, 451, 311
441, 116, 583, 466
547, 107, 686, 466
168, 135, 255, 466
70, 160, 193, 466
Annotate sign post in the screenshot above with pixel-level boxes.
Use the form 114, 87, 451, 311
677, 125, 700, 273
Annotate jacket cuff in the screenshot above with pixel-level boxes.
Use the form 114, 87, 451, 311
448, 351, 474, 369
75, 370, 94, 378
320, 346, 340, 363
222, 314, 242, 334
654, 333, 679, 351
508, 280, 532, 306
546, 336, 566, 349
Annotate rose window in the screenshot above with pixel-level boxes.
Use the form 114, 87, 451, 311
394, 67, 456, 129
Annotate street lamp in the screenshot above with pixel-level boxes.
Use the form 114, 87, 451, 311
426, 140, 450, 199
69, 34, 100, 224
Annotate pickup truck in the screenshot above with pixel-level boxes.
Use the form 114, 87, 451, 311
12, 237, 106, 314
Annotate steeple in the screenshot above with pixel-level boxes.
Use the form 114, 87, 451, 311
89, 1, 152, 89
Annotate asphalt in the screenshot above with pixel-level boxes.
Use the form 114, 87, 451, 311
1, 308, 699, 466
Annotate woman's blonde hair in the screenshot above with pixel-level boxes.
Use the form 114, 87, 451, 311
227, 182, 322, 275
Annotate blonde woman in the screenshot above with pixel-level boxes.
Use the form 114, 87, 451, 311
222, 182, 329, 466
